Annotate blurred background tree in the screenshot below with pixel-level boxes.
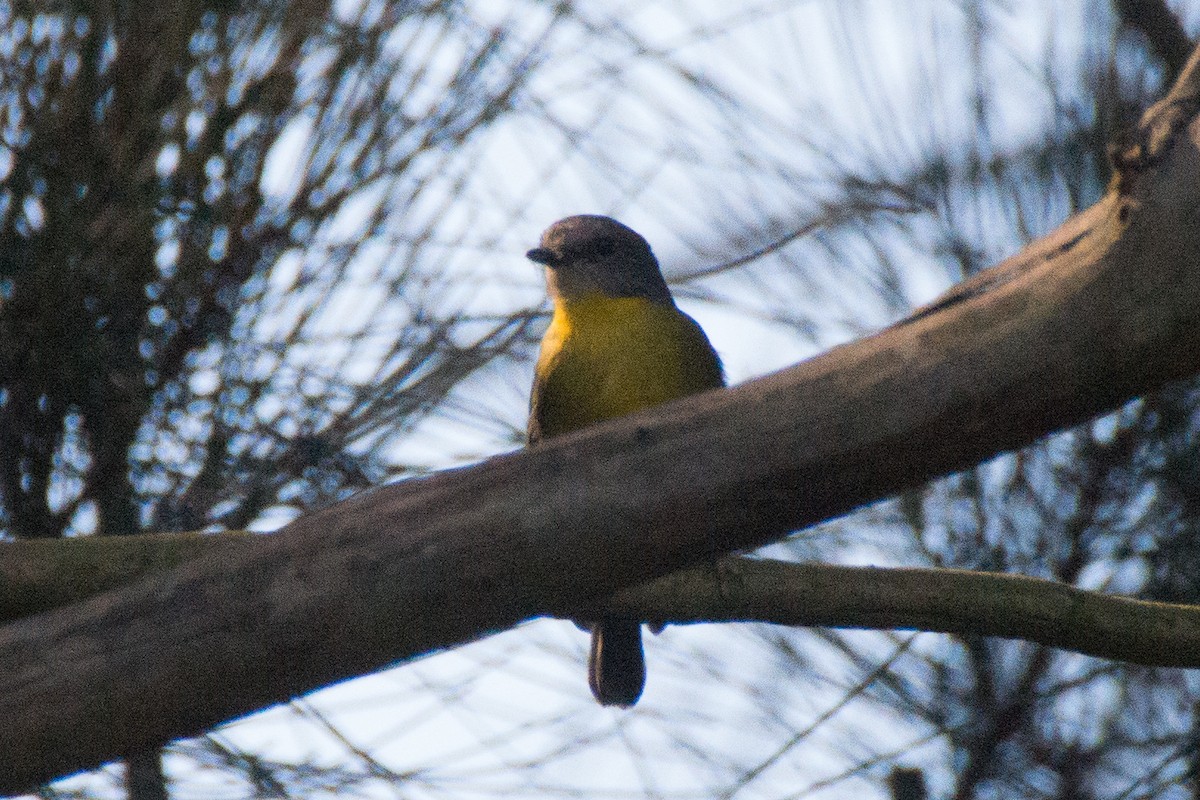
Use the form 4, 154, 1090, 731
2, 0, 1198, 798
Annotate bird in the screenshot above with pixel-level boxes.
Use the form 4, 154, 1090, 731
526, 214, 724, 707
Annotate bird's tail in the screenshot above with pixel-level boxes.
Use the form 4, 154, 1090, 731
588, 619, 645, 707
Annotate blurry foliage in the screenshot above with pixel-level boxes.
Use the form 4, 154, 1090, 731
0, 0, 542, 541
3, 0, 1200, 798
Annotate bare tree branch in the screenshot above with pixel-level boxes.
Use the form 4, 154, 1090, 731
0, 533, 255, 621
6, 536, 1200, 669
609, 558, 1200, 667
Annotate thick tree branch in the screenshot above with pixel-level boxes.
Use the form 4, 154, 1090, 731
8, 538, 1200, 669
4, 45, 1200, 791
0, 533, 256, 621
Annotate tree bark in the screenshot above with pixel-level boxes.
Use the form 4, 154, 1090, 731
4, 42, 1200, 796
611, 558, 1200, 667
7, 540, 1200, 669
0, 532, 256, 621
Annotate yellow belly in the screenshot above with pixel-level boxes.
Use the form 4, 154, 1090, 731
529, 295, 723, 441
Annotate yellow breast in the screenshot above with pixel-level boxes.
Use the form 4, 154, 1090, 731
529, 294, 723, 441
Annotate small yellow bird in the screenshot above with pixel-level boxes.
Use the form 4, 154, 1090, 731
526, 215, 724, 707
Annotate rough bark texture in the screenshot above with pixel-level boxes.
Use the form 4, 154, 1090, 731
3, 45, 1200, 795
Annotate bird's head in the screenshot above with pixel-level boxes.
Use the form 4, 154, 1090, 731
527, 215, 673, 305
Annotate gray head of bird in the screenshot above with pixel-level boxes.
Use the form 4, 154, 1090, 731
526, 215, 674, 305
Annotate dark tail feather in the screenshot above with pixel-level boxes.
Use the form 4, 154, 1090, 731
588, 619, 645, 707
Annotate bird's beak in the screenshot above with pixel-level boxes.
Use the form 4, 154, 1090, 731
526, 247, 560, 267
